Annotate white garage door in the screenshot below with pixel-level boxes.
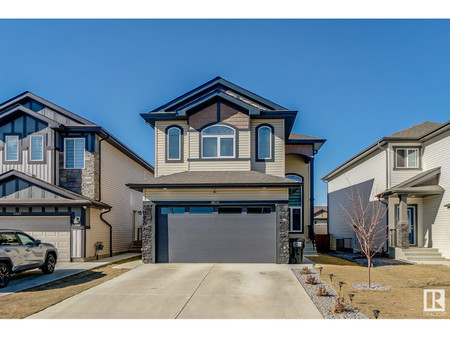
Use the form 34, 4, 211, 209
0, 216, 71, 262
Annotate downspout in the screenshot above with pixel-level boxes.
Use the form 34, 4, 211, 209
309, 156, 315, 247
96, 133, 112, 257
377, 196, 390, 254
376, 141, 390, 254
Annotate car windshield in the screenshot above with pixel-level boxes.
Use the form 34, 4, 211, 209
0, 233, 20, 246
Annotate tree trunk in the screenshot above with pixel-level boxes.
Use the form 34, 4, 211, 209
368, 256, 371, 288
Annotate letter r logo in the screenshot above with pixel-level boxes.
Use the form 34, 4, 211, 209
424, 289, 445, 312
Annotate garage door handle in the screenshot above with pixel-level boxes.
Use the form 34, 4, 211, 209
4, 249, 11, 252
25, 249, 31, 252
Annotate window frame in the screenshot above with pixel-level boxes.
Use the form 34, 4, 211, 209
64, 137, 86, 169
286, 173, 304, 233
29, 134, 45, 163
4, 134, 21, 163
394, 146, 421, 170
166, 125, 183, 162
290, 207, 303, 233
256, 124, 274, 162
201, 124, 236, 159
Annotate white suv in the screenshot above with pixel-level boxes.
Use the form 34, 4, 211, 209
0, 230, 58, 288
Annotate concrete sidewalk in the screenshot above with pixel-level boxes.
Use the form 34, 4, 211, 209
0, 253, 140, 297
29, 263, 322, 319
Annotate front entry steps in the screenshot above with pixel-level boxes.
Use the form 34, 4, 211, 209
400, 247, 449, 263
303, 240, 318, 257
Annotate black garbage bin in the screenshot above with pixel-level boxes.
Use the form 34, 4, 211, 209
292, 238, 305, 264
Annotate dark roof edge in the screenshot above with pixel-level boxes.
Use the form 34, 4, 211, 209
127, 182, 301, 191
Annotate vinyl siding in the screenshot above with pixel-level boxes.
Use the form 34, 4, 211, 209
155, 120, 188, 177
421, 129, 450, 258
388, 142, 423, 187
327, 148, 387, 243
144, 187, 288, 202
86, 207, 111, 258
99, 141, 153, 254
285, 154, 311, 232
251, 119, 285, 177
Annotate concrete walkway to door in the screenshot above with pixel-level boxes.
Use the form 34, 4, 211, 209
29, 263, 322, 319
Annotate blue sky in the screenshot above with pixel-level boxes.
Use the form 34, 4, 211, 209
0, 19, 449, 205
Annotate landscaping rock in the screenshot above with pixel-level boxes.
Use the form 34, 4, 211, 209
293, 269, 367, 319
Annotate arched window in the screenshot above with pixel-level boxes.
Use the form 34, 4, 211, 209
167, 126, 182, 160
257, 125, 273, 160
286, 174, 304, 232
201, 125, 235, 158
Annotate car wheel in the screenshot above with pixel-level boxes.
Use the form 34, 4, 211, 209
0, 262, 11, 288
42, 253, 56, 275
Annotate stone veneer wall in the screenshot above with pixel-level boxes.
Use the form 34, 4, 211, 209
59, 151, 99, 200
142, 204, 153, 263
278, 203, 290, 263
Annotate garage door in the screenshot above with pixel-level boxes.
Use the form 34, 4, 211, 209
156, 206, 276, 263
0, 216, 71, 262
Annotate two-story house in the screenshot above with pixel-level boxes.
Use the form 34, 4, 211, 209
0, 92, 154, 261
128, 77, 325, 263
323, 121, 450, 262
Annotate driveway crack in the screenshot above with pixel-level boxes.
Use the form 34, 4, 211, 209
174, 264, 215, 319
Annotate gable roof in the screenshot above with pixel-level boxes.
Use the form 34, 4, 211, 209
0, 104, 61, 129
322, 120, 450, 181
127, 170, 302, 191
0, 170, 111, 208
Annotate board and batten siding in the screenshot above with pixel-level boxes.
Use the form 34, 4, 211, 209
99, 141, 153, 255
144, 187, 288, 202
327, 148, 387, 242
251, 119, 285, 177
155, 120, 188, 177
421, 129, 450, 258
285, 154, 311, 230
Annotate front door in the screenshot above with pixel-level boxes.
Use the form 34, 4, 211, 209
396, 205, 417, 246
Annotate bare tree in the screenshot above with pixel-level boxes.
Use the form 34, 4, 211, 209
340, 189, 388, 288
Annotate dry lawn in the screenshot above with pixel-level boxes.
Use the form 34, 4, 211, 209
0, 256, 140, 319
309, 254, 450, 319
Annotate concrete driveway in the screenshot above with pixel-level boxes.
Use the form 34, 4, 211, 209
29, 263, 322, 319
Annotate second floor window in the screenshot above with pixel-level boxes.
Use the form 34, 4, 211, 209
257, 125, 273, 160
65, 138, 85, 169
396, 148, 419, 168
5, 135, 19, 162
167, 127, 181, 160
202, 125, 235, 158
30, 135, 44, 161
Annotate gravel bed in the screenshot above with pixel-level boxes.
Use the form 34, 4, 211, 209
293, 268, 367, 319
326, 251, 411, 267
352, 283, 390, 291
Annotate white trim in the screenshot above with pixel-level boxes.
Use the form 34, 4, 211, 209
64, 137, 85, 169
167, 127, 181, 160
5, 135, 19, 162
30, 134, 44, 161
201, 125, 235, 159
258, 126, 272, 160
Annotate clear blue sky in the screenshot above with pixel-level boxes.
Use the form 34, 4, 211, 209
1, 19, 449, 205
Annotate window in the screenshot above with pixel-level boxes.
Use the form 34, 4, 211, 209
396, 148, 419, 168
286, 174, 304, 232
218, 207, 242, 214
247, 207, 272, 214
160, 207, 185, 215
0, 233, 20, 246
189, 206, 214, 214
167, 127, 181, 160
30, 135, 44, 161
17, 233, 35, 246
202, 125, 235, 158
5, 135, 19, 162
65, 138, 85, 169
257, 125, 273, 160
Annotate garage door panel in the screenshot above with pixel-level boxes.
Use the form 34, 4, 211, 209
157, 207, 277, 263
0, 216, 71, 262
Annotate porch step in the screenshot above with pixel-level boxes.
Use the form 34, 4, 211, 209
401, 247, 448, 262
129, 240, 142, 253
303, 239, 318, 257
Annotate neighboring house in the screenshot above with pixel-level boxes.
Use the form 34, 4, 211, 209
313, 206, 328, 235
0, 92, 154, 261
323, 121, 450, 262
128, 77, 325, 263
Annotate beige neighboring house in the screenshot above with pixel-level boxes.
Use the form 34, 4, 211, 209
0, 92, 154, 261
128, 77, 325, 263
313, 206, 328, 235
323, 121, 450, 262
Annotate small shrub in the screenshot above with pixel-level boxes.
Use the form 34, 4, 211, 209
300, 267, 310, 275
306, 275, 317, 285
331, 297, 346, 313
317, 285, 328, 297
